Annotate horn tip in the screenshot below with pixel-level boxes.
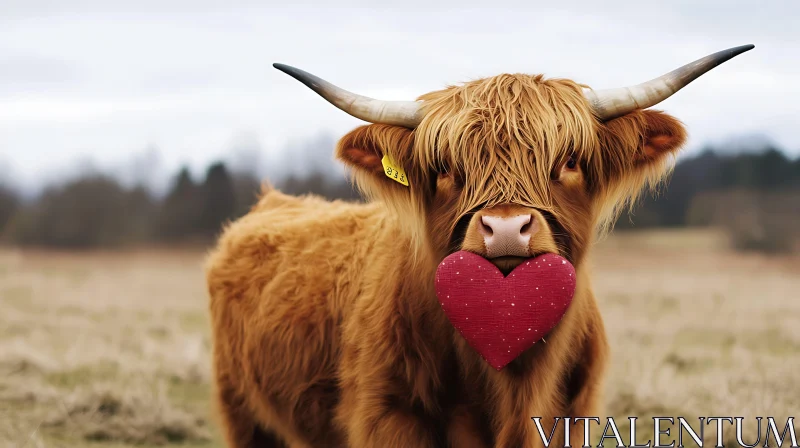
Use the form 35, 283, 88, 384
272, 63, 293, 74
272, 63, 321, 91
272, 63, 308, 78
718, 44, 756, 63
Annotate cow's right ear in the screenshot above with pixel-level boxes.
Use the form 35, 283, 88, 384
335, 124, 417, 190
336, 124, 430, 244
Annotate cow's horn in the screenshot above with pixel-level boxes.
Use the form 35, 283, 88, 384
273, 63, 423, 128
584, 44, 755, 121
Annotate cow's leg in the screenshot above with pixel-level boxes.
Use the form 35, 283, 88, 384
336, 309, 450, 447
489, 334, 609, 448
216, 380, 291, 448
252, 428, 289, 448
495, 405, 554, 448
447, 405, 490, 448
487, 352, 573, 448
215, 378, 259, 448
565, 324, 609, 448
343, 398, 442, 447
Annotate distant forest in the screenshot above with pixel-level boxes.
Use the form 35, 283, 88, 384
0, 145, 798, 253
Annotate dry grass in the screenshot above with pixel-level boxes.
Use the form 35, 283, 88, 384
592, 229, 800, 445
1, 229, 798, 447
0, 249, 217, 448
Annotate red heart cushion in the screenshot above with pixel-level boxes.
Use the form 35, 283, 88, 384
435, 251, 576, 370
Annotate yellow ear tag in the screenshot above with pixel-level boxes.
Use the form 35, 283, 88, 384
381, 154, 409, 186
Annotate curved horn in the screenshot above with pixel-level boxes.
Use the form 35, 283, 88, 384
273, 63, 423, 128
585, 44, 755, 121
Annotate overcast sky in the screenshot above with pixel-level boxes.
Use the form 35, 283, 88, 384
1, 1, 798, 191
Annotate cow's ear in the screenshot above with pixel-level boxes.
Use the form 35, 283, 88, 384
634, 110, 687, 165
596, 110, 687, 220
599, 109, 687, 177
336, 124, 418, 189
336, 124, 429, 244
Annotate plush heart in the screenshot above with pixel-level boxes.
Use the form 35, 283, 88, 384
435, 250, 576, 370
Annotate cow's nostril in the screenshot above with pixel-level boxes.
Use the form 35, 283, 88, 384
520, 215, 535, 236
479, 216, 494, 236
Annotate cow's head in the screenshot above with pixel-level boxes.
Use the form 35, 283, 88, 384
274, 45, 753, 272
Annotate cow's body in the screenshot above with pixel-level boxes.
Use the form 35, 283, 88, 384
207, 189, 608, 447
207, 45, 752, 447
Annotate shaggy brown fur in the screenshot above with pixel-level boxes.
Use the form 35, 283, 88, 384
206, 72, 687, 447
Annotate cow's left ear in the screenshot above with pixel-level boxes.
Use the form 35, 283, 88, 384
595, 110, 688, 217
599, 109, 687, 179
633, 110, 687, 165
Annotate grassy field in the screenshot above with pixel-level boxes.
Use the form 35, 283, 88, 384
1, 229, 798, 447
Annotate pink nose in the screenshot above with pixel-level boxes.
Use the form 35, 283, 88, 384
480, 215, 536, 258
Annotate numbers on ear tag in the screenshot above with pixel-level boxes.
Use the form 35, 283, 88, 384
381, 155, 409, 187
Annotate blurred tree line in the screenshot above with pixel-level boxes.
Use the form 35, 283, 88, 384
614, 146, 800, 252
0, 146, 798, 252
0, 162, 360, 249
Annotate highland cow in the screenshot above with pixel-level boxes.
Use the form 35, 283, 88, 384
206, 45, 754, 447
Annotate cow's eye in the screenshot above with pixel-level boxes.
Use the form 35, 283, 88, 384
565, 154, 578, 171
555, 153, 580, 182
